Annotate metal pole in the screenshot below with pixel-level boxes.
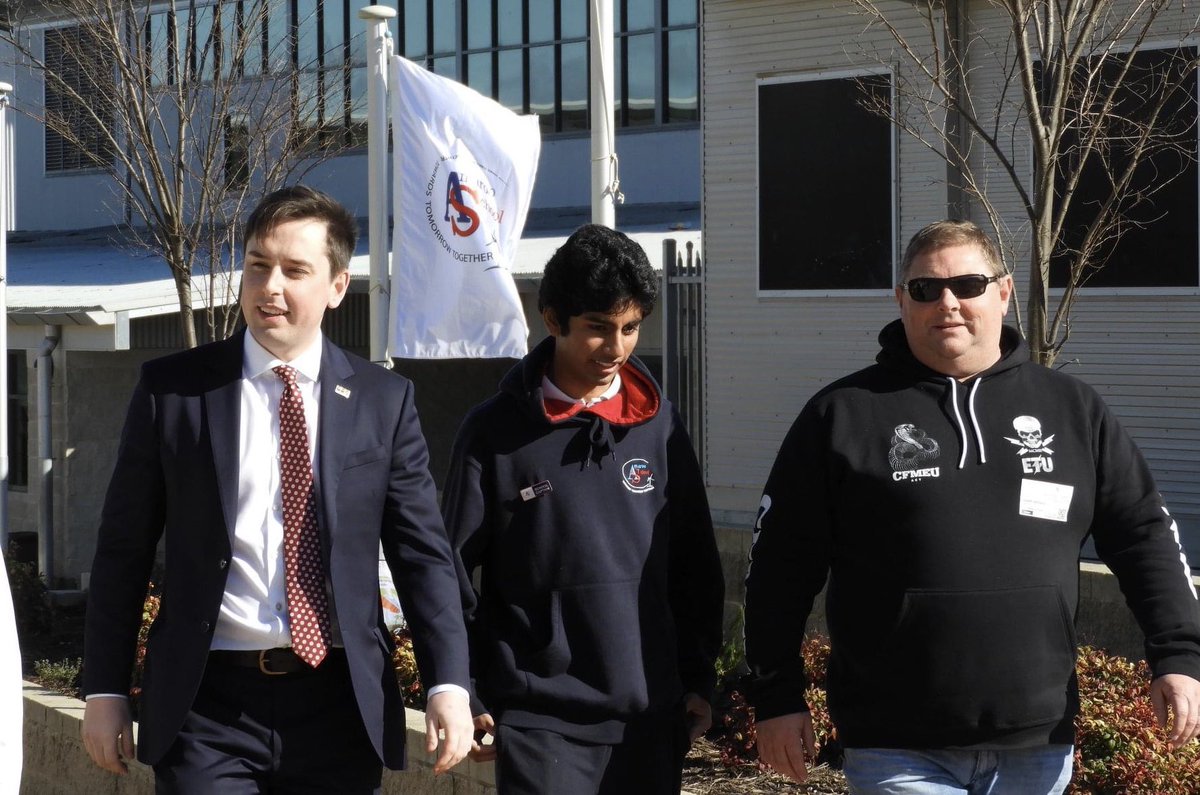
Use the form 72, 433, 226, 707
0, 81, 12, 552
37, 326, 57, 583
589, 0, 615, 227
358, 6, 396, 368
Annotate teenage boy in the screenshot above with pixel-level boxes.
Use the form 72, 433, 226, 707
443, 224, 724, 794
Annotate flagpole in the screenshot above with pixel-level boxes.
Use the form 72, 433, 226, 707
358, 6, 395, 368
0, 82, 11, 550
589, 0, 616, 227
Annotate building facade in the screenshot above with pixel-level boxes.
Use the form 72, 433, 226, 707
701, 0, 1200, 583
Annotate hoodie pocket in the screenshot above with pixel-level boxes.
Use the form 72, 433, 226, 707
493, 579, 673, 716
885, 585, 1076, 731
497, 590, 569, 678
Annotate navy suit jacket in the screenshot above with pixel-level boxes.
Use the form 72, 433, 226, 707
82, 332, 469, 768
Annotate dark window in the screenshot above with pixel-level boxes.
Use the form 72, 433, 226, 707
44, 27, 116, 173
7, 352, 27, 491
758, 73, 894, 291
1050, 47, 1199, 288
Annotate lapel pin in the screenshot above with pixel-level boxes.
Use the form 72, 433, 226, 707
334, 385, 351, 399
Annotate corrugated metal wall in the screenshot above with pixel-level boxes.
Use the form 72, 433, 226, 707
702, 0, 945, 517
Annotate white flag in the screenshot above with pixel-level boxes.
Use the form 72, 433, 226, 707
390, 56, 540, 358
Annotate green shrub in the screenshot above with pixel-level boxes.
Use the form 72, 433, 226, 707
33, 657, 81, 696
4, 549, 53, 637
1069, 645, 1200, 793
130, 584, 162, 704
706, 635, 838, 769
391, 627, 425, 709
707, 636, 1200, 791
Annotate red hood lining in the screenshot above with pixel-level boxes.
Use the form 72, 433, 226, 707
542, 362, 660, 425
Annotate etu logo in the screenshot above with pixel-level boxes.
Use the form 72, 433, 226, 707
443, 171, 480, 237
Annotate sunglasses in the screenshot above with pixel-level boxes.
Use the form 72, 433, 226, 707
900, 274, 1004, 302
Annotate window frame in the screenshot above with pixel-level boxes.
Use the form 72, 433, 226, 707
7, 351, 27, 492
42, 25, 117, 175
1040, 42, 1200, 297
755, 67, 898, 298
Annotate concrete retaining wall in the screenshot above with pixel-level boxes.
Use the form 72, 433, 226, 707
20, 683, 496, 795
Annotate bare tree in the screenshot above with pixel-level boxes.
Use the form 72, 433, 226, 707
4, 0, 363, 347
849, 0, 1199, 366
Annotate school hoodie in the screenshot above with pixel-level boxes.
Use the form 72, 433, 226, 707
745, 319, 1200, 750
443, 335, 724, 743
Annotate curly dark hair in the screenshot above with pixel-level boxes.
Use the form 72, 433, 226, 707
243, 185, 358, 276
538, 224, 658, 334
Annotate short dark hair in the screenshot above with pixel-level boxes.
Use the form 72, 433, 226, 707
538, 224, 658, 333
900, 220, 1006, 280
243, 185, 358, 277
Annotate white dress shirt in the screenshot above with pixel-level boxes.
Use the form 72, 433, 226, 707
542, 372, 622, 406
211, 332, 328, 650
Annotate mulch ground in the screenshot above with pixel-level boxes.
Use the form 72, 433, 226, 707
683, 738, 848, 794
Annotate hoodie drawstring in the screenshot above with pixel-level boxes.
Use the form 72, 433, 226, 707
946, 377, 988, 468
583, 414, 617, 468
968, 379, 987, 464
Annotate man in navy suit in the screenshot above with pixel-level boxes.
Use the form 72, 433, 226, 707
80, 185, 474, 793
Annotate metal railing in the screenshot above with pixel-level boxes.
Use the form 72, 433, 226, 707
661, 237, 703, 467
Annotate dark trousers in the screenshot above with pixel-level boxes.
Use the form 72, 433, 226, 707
494, 708, 690, 795
153, 650, 383, 795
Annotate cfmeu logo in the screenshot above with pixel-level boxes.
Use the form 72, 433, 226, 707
444, 171, 482, 237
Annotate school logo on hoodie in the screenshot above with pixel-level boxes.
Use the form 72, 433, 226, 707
621, 458, 655, 493
888, 423, 941, 481
1005, 415, 1055, 474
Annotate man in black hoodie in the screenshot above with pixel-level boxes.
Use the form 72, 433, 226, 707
745, 220, 1200, 794
443, 224, 724, 794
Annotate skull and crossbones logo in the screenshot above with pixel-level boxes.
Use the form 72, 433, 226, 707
1005, 415, 1055, 456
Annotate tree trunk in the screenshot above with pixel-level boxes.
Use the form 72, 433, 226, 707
174, 274, 198, 349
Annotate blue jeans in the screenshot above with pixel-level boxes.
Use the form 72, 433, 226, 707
842, 746, 1073, 795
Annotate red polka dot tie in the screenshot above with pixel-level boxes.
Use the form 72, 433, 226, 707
274, 365, 331, 667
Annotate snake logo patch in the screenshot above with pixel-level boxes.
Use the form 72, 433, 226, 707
888, 423, 941, 482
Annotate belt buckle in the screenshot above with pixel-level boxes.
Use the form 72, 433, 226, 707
258, 649, 288, 676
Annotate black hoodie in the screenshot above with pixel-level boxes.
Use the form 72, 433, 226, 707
745, 320, 1200, 749
443, 336, 724, 743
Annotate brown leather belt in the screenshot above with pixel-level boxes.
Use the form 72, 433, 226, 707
208, 647, 328, 676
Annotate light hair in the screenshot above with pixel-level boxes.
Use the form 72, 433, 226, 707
899, 220, 1006, 280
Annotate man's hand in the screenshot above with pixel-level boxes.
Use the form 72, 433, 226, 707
81, 697, 134, 775
1150, 673, 1200, 749
469, 712, 497, 762
684, 692, 713, 743
755, 711, 817, 783
425, 690, 475, 774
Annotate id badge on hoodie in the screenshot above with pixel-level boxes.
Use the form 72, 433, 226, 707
1019, 479, 1074, 522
